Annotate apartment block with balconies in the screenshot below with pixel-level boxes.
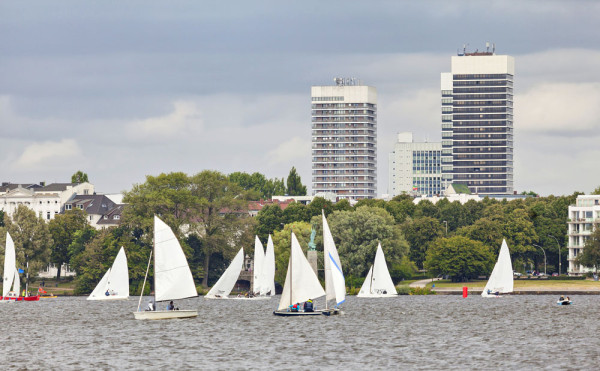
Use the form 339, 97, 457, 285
567, 195, 600, 274
311, 78, 377, 201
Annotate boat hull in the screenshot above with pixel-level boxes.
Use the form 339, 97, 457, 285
318, 308, 342, 316
557, 301, 572, 305
87, 296, 129, 301
1, 295, 40, 301
273, 310, 323, 316
356, 293, 398, 298
133, 310, 198, 320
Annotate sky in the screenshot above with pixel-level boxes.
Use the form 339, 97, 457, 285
1, 1, 599, 196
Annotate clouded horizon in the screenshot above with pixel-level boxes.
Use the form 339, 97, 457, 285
1, 1, 599, 196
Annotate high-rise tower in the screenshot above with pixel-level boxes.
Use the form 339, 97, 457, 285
311, 78, 377, 200
441, 46, 514, 195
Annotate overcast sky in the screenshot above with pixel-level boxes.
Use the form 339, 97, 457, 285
1, 1, 599, 196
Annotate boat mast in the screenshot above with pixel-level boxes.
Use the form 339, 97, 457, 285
289, 228, 292, 308
136, 249, 153, 312
369, 265, 373, 295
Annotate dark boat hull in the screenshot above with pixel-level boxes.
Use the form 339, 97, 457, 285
273, 310, 323, 316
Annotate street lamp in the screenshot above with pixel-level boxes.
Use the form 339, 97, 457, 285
548, 234, 561, 276
442, 220, 448, 235
533, 244, 547, 276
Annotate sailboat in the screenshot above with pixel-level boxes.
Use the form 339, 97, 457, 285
273, 231, 325, 316
133, 216, 198, 320
321, 211, 345, 314
88, 246, 129, 300
259, 235, 276, 297
481, 239, 513, 297
2, 232, 39, 302
204, 248, 244, 299
357, 243, 397, 297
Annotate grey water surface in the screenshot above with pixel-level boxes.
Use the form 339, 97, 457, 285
1, 295, 598, 370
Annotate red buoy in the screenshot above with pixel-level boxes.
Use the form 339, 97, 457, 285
462, 286, 468, 298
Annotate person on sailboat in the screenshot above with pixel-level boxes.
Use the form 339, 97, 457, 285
559, 295, 565, 302
146, 299, 155, 311
303, 299, 314, 312
167, 301, 176, 310
105, 289, 110, 296
289, 303, 300, 312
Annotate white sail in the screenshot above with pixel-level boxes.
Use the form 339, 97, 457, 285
88, 269, 111, 300
277, 232, 325, 310
357, 243, 397, 297
323, 211, 345, 306
3, 232, 16, 297
357, 266, 373, 297
88, 246, 129, 300
205, 248, 244, 298
260, 235, 276, 296
154, 216, 198, 302
253, 236, 265, 294
13, 269, 20, 297
482, 239, 514, 297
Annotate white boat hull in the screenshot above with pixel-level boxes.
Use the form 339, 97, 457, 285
87, 296, 129, 301
133, 310, 198, 320
356, 293, 398, 298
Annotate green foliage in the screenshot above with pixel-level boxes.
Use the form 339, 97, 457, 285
0, 210, 4, 227
424, 236, 495, 282
327, 206, 409, 278
255, 204, 284, 242
546, 275, 585, 280
286, 167, 307, 196
228, 171, 286, 199
396, 285, 411, 295
71, 170, 89, 183
576, 228, 600, 272
390, 256, 418, 281
333, 199, 352, 212
48, 209, 88, 280
409, 287, 436, 295
402, 217, 444, 269
2, 205, 52, 276
592, 186, 600, 195
282, 201, 308, 224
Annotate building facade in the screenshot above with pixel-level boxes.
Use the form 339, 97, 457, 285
0, 182, 95, 221
567, 195, 600, 275
441, 48, 514, 195
64, 194, 124, 229
311, 78, 377, 201
388, 132, 442, 197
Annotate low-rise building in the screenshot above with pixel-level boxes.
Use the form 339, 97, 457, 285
567, 195, 600, 275
64, 194, 124, 229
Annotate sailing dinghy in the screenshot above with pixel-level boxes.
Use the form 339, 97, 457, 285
133, 216, 198, 320
357, 243, 397, 297
88, 246, 129, 300
320, 211, 345, 315
2, 232, 39, 302
204, 248, 245, 299
273, 232, 325, 316
481, 239, 514, 298
259, 235, 276, 297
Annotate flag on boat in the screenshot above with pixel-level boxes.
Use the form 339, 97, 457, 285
38, 287, 47, 294
18, 268, 24, 273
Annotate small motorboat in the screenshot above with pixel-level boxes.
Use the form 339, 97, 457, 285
557, 299, 572, 306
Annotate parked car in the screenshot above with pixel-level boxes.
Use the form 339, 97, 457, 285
513, 271, 522, 277
552, 272, 559, 277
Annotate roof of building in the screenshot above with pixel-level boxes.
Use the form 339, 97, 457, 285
67, 194, 118, 215
96, 205, 124, 225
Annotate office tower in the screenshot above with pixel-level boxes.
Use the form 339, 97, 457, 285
441, 46, 514, 195
311, 78, 377, 200
388, 132, 442, 197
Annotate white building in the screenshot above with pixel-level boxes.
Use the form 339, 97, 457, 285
567, 195, 600, 275
0, 182, 95, 221
312, 78, 377, 201
388, 132, 442, 197
441, 46, 514, 195
64, 194, 124, 229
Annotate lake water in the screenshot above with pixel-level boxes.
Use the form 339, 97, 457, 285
1, 295, 598, 370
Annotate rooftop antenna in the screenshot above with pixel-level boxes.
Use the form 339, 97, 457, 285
486, 42, 490, 52
492, 43, 496, 54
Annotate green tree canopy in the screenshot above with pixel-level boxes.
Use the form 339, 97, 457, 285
424, 236, 495, 282
71, 170, 89, 183
48, 209, 88, 280
575, 228, 600, 273
272, 221, 312, 285
401, 216, 444, 269
228, 171, 286, 199
286, 167, 307, 196
255, 204, 284, 242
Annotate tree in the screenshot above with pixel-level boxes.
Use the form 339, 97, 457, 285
592, 186, 600, 195
272, 221, 312, 285
228, 171, 286, 199
286, 167, 307, 196
326, 206, 409, 278
2, 205, 52, 288
575, 228, 600, 273
71, 170, 89, 183
306, 197, 333, 220
282, 201, 308, 224
48, 209, 88, 280
424, 236, 495, 282
255, 204, 284, 241
401, 217, 444, 269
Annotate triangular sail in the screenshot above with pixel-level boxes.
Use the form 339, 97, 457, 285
253, 236, 265, 294
205, 248, 244, 298
357, 266, 373, 296
277, 232, 325, 310
323, 211, 345, 306
482, 239, 514, 297
260, 235, 276, 296
3, 232, 16, 297
357, 243, 397, 297
88, 269, 111, 300
154, 216, 198, 302
13, 269, 20, 297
